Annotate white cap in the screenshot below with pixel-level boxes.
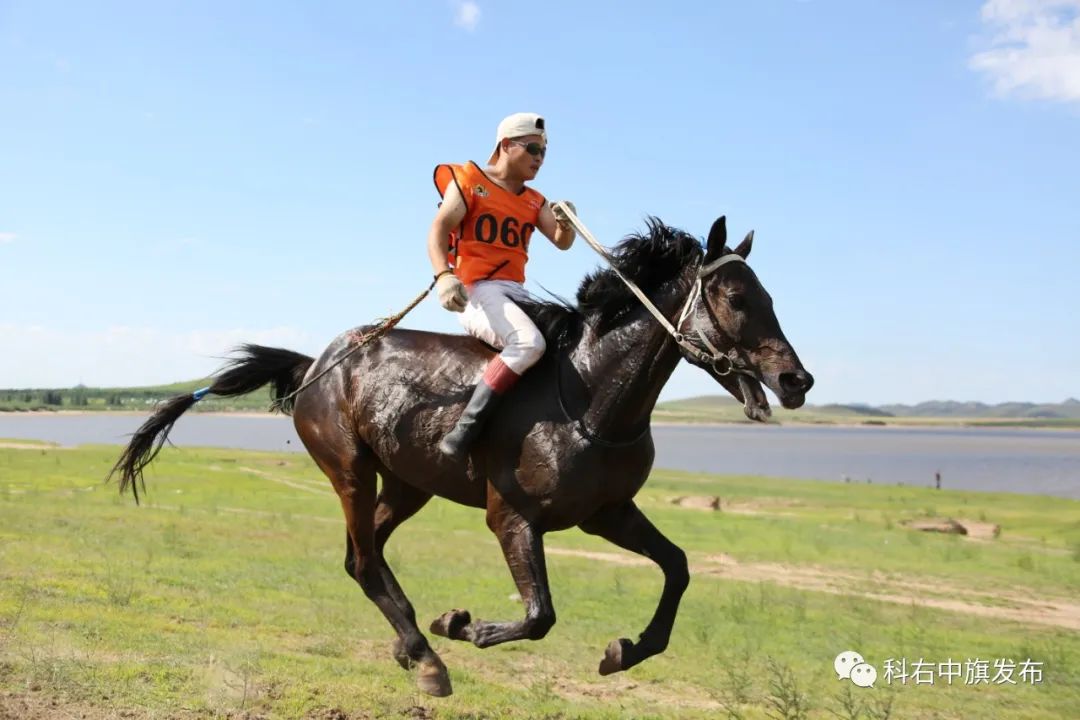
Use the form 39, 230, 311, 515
487, 112, 547, 164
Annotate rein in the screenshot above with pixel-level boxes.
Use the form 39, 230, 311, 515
554, 334, 652, 448
258, 279, 437, 412
548, 203, 756, 447
551, 202, 751, 377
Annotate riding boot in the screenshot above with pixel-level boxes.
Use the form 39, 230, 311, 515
439, 356, 519, 462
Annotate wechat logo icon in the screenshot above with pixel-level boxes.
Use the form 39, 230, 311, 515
835, 650, 877, 688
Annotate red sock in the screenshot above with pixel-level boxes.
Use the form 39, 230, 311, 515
482, 356, 520, 394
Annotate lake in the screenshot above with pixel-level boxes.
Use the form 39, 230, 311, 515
1, 413, 1077, 499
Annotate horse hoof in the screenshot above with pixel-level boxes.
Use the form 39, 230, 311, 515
416, 658, 453, 697
430, 609, 471, 640
391, 638, 413, 670
598, 638, 632, 676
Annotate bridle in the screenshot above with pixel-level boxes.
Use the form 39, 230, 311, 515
551, 202, 756, 379
672, 253, 753, 377
550, 203, 758, 446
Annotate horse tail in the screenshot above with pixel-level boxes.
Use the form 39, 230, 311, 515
108, 344, 315, 504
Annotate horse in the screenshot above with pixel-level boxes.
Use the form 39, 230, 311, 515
109, 214, 814, 697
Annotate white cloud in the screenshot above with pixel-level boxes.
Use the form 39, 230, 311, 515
0, 233, 16, 244
970, 0, 1080, 103
453, 1, 481, 31
0, 324, 317, 388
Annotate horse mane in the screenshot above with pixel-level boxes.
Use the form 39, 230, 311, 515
519, 217, 704, 348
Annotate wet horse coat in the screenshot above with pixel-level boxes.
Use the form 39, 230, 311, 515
110, 215, 814, 696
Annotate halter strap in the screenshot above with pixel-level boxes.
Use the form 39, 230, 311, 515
698, 253, 746, 277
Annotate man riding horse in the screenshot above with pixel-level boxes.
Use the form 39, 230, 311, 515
109, 112, 815, 697
429, 112, 577, 461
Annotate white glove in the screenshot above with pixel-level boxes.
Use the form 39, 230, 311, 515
551, 200, 577, 229
436, 272, 468, 313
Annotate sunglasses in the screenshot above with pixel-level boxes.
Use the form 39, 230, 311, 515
509, 140, 547, 158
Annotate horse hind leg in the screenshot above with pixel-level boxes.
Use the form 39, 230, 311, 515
369, 472, 432, 670
313, 439, 450, 697
342, 525, 426, 674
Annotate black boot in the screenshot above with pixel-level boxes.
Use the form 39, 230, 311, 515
439, 381, 503, 462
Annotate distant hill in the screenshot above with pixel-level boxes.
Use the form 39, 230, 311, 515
652, 395, 1080, 426
878, 398, 1080, 419
814, 404, 894, 417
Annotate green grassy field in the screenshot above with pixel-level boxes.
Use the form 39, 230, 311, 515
1, 441, 1078, 719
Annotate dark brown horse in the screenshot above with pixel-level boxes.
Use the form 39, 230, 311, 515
110, 215, 813, 696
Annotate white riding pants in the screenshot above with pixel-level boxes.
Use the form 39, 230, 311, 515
459, 280, 547, 375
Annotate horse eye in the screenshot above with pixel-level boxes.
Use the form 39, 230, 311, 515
728, 293, 746, 311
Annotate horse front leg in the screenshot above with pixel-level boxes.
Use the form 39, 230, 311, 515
430, 505, 556, 648
579, 501, 690, 675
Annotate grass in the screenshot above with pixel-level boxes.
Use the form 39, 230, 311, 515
1, 442, 1078, 718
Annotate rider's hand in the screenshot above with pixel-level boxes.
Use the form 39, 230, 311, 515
436, 272, 469, 313
551, 200, 577, 229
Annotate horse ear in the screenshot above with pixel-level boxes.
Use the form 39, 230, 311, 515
733, 230, 754, 259
705, 216, 727, 262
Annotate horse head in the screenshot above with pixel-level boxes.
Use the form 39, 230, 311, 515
677, 216, 814, 421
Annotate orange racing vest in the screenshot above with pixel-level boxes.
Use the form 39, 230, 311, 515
433, 161, 545, 286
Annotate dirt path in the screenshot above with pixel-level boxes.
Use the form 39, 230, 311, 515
138, 481, 1080, 634
14, 449, 1077, 635
149, 502, 339, 526
545, 547, 1080, 632
235, 465, 331, 496
0, 442, 67, 450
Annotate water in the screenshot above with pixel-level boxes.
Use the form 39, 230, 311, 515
0, 412, 300, 454
1, 413, 1077, 499
651, 424, 1079, 498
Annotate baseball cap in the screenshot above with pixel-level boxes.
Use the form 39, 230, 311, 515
487, 112, 547, 164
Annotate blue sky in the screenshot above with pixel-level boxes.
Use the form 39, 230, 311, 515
1, 0, 1078, 405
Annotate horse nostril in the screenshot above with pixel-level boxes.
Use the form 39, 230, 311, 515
780, 370, 814, 393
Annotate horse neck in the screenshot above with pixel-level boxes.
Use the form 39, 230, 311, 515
569, 271, 694, 438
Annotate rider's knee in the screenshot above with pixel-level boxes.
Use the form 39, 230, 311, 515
509, 328, 546, 369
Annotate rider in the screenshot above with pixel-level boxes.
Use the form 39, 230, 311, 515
428, 112, 577, 461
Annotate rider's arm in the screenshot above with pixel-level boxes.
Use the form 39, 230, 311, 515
537, 202, 575, 251
427, 182, 467, 275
